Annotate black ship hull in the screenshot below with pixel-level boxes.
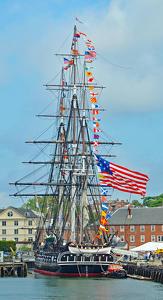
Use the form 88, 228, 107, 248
34, 264, 107, 277
34, 250, 114, 277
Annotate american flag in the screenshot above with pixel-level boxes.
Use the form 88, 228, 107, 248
95, 154, 149, 196
85, 51, 96, 59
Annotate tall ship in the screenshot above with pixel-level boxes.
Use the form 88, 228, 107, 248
10, 18, 149, 277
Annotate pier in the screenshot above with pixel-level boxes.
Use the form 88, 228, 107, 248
122, 261, 163, 284
0, 262, 27, 277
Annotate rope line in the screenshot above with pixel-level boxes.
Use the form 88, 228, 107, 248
56, 30, 73, 55
97, 53, 133, 70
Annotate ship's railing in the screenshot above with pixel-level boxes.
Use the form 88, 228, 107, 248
57, 251, 115, 265
35, 255, 58, 263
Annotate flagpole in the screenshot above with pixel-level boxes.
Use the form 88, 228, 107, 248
129, 193, 131, 203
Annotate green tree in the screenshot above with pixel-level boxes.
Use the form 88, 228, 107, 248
20, 197, 44, 211
142, 193, 163, 207
132, 199, 141, 206
19, 196, 58, 215
0, 241, 16, 252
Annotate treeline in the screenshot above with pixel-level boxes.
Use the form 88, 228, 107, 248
0, 241, 16, 252
132, 193, 163, 207
19, 197, 99, 226
19, 197, 58, 214
20, 193, 163, 212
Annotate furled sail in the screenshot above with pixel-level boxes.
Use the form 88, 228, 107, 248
82, 188, 89, 228
82, 159, 91, 228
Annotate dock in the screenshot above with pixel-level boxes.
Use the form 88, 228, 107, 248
0, 261, 27, 277
122, 261, 163, 284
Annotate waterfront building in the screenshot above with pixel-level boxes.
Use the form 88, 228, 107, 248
106, 198, 135, 213
0, 206, 41, 249
106, 206, 163, 250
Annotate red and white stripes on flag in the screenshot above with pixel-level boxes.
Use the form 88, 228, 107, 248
95, 154, 149, 196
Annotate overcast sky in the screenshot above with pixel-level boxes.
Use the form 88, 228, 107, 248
0, 0, 163, 208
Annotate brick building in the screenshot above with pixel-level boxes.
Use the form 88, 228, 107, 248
107, 198, 134, 213
106, 206, 163, 250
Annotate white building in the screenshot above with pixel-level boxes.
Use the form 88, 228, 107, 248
0, 206, 41, 249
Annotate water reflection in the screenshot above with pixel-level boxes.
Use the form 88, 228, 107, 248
0, 271, 163, 300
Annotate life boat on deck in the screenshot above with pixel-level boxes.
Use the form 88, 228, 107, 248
68, 244, 111, 255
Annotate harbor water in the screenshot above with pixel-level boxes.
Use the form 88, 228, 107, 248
0, 270, 163, 300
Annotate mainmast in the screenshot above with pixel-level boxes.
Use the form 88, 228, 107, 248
80, 61, 86, 243
71, 24, 77, 242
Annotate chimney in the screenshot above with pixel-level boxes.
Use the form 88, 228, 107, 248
111, 204, 116, 211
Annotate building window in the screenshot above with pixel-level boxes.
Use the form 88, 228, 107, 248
151, 225, 155, 232
162, 225, 163, 232
28, 221, 32, 226
28, 229, 32, 234
141, 235, 145, 242
130, 235, 135, 242
151, 235, 155, 242
130, 226, 134, 232
157, 236, 163, 242
2, 230, 6, 235
7, 211, 13, 217
2, 238, 6, 241
28, 238, 33, 242
14, 221, 18, 226
24, 212, 30, 217
140, 225, 145, 232
120, 226, 124, 232
2, 221, 6, 226
120, 236, 124, 242
14, 229, 18, 234
111, 226, 114, 232
14, 238, 18, 242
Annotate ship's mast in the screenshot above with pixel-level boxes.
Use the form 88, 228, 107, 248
71, 24, 77, 242
58, 67, 64, 237
80, 61, 86, 243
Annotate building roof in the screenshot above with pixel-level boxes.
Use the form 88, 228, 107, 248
107, 207, 163, 225
0, 206, 39, 218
